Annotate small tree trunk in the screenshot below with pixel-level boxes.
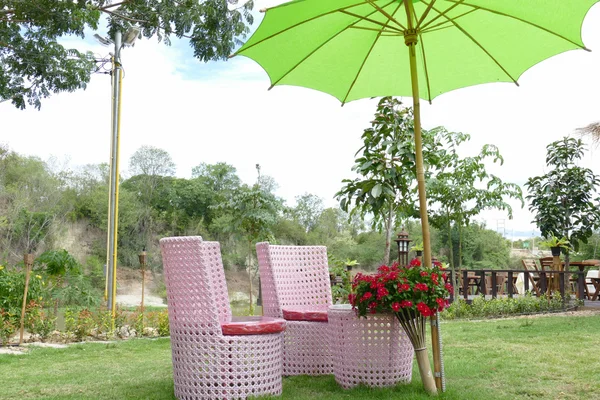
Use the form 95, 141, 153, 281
383, 204, 394, 265
458, 222, 463, 269
19, 254, 34, 345
447, 218, 458, 299
248, 240, 254, 315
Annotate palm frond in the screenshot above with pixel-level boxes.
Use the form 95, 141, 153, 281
576, 122, 600, 147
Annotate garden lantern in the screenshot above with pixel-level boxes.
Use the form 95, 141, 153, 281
395, 229, 411, 267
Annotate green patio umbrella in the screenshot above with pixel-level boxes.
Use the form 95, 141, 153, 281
234, 0, 598, 393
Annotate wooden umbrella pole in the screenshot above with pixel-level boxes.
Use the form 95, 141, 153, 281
405, 2, 439, 395
404, 6, 432, 270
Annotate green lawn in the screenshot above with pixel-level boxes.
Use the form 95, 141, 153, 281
1, 314, 599, 400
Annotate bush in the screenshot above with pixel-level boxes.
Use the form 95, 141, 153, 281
64, 308, 95, 341
0, 308, 17, 345
155, 309, 170, 336
442, 294, 567, 320
54, 273, 101, 308
327, 254, 351, 304
84, 255, 106, 290
0, 266, 48, 311
24, 300, 56, 341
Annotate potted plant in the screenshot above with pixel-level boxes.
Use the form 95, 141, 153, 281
411, 242, 424, 257
349, 258, 452, 395
345, 259, 359, 272
540, 235, 570, 256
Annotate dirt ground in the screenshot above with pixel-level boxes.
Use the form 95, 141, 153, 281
115, 267, 256, 308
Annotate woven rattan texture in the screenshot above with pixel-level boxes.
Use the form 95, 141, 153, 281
328, 307, 414, 389
161, 236, 284, 399
256, 242, 333, 375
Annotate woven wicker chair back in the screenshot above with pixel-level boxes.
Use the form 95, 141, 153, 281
160, 236, 231, 334
256, 242, 332, 316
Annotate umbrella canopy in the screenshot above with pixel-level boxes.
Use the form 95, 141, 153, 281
236, 0, 597, 104
235, 0, 598, 267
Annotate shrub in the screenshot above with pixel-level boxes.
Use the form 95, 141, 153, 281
156, 309, 170, 336
54, 273, 101, 308
0, 308, 17, 345
442, 294, 568, 320
0, 266, 47, 311
64, 308, 95, 341
92, 307, 112, 339
24, 300, 56, 341
327, 254, 351, 304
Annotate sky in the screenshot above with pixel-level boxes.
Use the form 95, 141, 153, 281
2, 1, 599, 240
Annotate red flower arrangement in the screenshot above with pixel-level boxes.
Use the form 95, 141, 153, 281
349, 258, 452, 395
349, 258, 452, 318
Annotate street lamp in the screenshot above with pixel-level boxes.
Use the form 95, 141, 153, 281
96, 27, 139, 326
394, 229, 411, 266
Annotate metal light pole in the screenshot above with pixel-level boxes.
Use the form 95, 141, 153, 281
106, 30, 123, 328
101, 27, 139, 328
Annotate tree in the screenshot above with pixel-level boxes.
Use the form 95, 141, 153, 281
192, 162, 241, 194
1, 0, 254, 109
427, 143, 522, 297
525, 137, 600, 268
129, 145, 176, 177
291, 193, 324, 233
336, 97, 468, 265
214, 166, 281, 313
0, 150, 71, 260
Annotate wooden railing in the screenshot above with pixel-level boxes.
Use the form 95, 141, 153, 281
447, 269, 587, 303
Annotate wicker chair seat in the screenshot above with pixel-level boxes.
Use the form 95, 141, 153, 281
222, 316, 287, 335
282, 305, 329, 322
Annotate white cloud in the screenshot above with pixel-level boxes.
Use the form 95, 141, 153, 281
2, 3, 599, 240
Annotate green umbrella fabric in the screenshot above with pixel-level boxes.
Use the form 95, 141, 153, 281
236, 0, 598, 104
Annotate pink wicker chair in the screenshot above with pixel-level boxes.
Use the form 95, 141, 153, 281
256, 242, 333, 376
160, 236, 286, 400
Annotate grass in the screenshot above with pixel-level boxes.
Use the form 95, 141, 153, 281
1, 314, 600, 400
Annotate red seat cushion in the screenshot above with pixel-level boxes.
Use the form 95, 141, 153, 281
221, 316, 286, 335
282, 305, 329, 322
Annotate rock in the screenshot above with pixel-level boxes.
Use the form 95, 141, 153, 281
230, 292, 251, 303
143, 327, 159, 337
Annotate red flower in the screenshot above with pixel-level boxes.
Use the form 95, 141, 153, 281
445, 283, 453, 292
400, 283, 410, 292
409, 258, 421, 267
436, 297, 446, 311
431, 273, 439, 285
368, 301, 378, 313
391, 302, 401, 312
377, 286, 389, 299
417, 302, 433, 316
400, 300, 413, 308
361, 292, 372, 301
414, 283, 428, 292
378, 265, 390, 273
348, 293, 356, 305
420, 271, 429, 277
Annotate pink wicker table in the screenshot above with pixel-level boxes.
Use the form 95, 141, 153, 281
328, 304, 414, 389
